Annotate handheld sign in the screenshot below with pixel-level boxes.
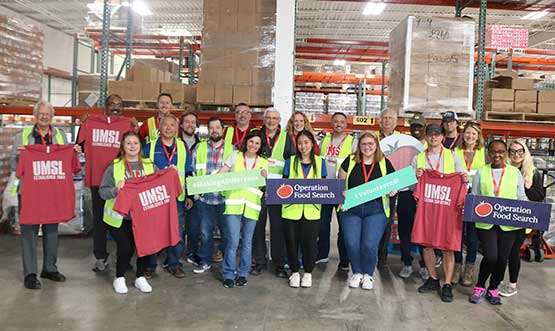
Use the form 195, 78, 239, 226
266, 179, 345, 205
187, 170, 265, 195
463, 194, 552, 231
343, 166, 417, 211
380, 134, 425, 170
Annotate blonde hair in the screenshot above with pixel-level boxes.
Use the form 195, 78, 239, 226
457, 122, 484, 151
353, 131, 385, 164
286, 111, 314, 135
508, 138, 536, 181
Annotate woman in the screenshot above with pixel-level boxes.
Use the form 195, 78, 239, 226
282, 130, 327, 288
469, 140, 527, 305
99, 131, 157, 294
219, 130, 268, 288
499, 139, 545, 297
285, 111, 319, 154
338, 132, 396, 290
452, 122, 486, 286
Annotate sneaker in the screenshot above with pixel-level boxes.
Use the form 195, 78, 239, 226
418, 277, 440, 293
113, 277, 128, 294
143, 268, 155, 279
223, 279, 234, 288
168, 267, 186, 279
212, 250, 223, 263
486, 289, 502, 305
419, 267, 429, 280
452, 264, 462, 285
361, 274, 374, 290
275, 267, 288, 279
349, 273, 363, 288
193, 263, 211, 274
338, 262, 350, 272
439, 284, 454, 302
435, 255, 443, 268
40, 271, 66, 282
315, 257, 330, 264
186, 254, 201, 267
301, 273, 312, 288
399, 266, 413, 279
250, 264, 265, 276
24, 274, 41, 290
93, 257, 109, 272
134, 277, 152, 293
235, 277, 248, 287
461, 263, 475, 287
499, 283, 518, 297
469, 286, 486, 304
289, 272, 301, 288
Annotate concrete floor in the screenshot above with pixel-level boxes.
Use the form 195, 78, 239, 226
0, 234, 554, 331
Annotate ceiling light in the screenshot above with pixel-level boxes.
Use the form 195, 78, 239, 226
363, 1, 386, 16
334, 59, 346, 66
132, 1, 152, 16
521, 10, 548, 20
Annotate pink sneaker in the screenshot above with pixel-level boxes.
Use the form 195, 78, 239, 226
486, 289, 502, 305
469, 286, 486, 304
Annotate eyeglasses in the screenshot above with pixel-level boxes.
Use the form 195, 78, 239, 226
508, 149, 524, 156
237, 110, 251, 115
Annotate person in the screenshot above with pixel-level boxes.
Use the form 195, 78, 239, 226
144, 114, 194, 278
219, 130, 268, 287
469, 140, 528, 305
412, 123, 468, 302
223, 103, 257, 150
317, 112, 353, 270
452, 122, 486, 286
283, 130, 327, 288
251, 108, 293, 277
138, 93, 174, 143
99, 131, 156, 294
11, 101, 80, 289
285, 111, 318, 154
498, 139, 545, 297
409, 114, 427, 148
338, 132, 397, 290
180, 111, 201, 152
441, 111, 460, 150
192, 117, 233, 274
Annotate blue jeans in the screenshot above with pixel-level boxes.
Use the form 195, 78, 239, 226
317, 204, 349, 264
222, 214, 257, 280
185, 202, 201, 257
454, 221, 478, 264
147, 201, 185, 270
197, 200, 226, 265
340, 200, 389, 276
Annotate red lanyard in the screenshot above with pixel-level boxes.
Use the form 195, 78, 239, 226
35, 126, 51, 145
126, 160, 142, 178
291, 133, 297, 153
443, 135, 459, 149
243, 154, 259, 170
266, 131, 280, 153
491, 166, 506, 197
426, 146, 444, 171
211, 143, 223, 165
234, 127, 248, 148
327, 134, 347, 156
362, 162, 376, 183
162, 140, 177, 163
463, 150, 473, 172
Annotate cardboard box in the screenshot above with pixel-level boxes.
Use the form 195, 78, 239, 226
537, 103, 555, 114
491, 73, 540, 90
538, 90, 555, 103
233, 86, 252, 104
252, 67, 273, 85
484, 88, 514, 101
183, 85, 197, 103
486, 100, 513, 112
514, 90, 537, 103
215, 84, 233, 104
514, 102, 537, 113
140, 82, 160, 101
196, 84, 215, 103
513, 78, 539, 90
234, 68, 252, 85
126, 66, 160, 82
108, 81, 141, 100
160, 82, 185, 102
237, 12, 256, 33
250, 86, 272, 105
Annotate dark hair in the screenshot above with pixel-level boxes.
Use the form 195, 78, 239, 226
106, 94, 122, 106
158, 93, 173, 103
293, 130, 318, 177
116, 131, 147, 161
207, 116, 224, 128
488, 139, 507, 151
240, 129, 265, 157
235, 102, 249, 110
331, 112, 347, 120
181, 111, 199, 127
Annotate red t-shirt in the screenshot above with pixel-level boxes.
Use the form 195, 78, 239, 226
16, 145, 81, 225
113, 168, 183, 257
412, 170, 468, 251
78, 114, 134, 187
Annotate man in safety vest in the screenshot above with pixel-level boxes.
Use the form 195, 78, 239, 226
139, 93, 174, 143
223, 103, 256, 150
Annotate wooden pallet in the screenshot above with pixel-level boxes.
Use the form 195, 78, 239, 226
485, 112, 555, 123
0, 98, 38, 106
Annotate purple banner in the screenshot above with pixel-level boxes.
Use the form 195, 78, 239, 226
266, 179, 345, 205
463, 194, 552, 231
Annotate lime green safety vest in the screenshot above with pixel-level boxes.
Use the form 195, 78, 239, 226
194, 140, 232, 177
416, 148, 456, 174
454, 147, 486, 180
223, 152, 268, 220
103, 159, 155, 228
224, 126, 256, 150
281, 155, 323, 221
22, 126, 64, 145
476, 164, 521, 232
267, 131, 287, 176
320, 133, 354, 174
148, 138, 187, 201
147, 117, 159, 143
374, 130, 400, 141
345, 155, 390, 218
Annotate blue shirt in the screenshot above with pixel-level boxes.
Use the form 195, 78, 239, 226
144, 139, 193, 173
192, 140, 232, 205
283, 157, 327, 178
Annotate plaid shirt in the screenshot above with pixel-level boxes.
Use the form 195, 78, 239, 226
192, 140, 232, 205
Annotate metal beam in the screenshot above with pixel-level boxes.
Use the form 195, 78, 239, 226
475, 0, 487, 120
98, 0, 111, 107
329, 0, 555, 12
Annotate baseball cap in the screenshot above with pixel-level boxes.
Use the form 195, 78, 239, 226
442, 111, 458, 122
409, 114, 425, 127
425, 123, 443, 136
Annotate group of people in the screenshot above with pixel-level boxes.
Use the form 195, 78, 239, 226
12, 94, 545, 305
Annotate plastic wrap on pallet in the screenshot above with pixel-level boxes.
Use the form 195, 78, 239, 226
328, 93, 357, 116
85, 1, 143, 34
0, 15, 44, 101
388, 16, 475, 119
294, 92, 325, 114
366, 95, 386, 115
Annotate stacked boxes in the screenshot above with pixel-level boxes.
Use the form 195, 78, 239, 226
198, 0, 275, 105
538, 91, 555, 115
484, 72, 550, 115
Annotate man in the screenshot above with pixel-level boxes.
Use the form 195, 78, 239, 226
409, 114, 427, 148
192, 117, 232, 273
251, 108, 293, 278
180, 112, 200, 152
223, 103, 256, 150
411, 123, 468, 302
441, 111, 460, 150
139, 93, 174, 143
144, 114, 193, 278
318, 112, 354, 270
11, 101, 80, 289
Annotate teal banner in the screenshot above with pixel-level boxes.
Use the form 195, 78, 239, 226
187, 170, 266, 195
343, 166, 417, 210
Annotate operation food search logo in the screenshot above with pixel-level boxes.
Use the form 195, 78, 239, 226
475, 201, 537, 224
276, 184, 294, 199
475, 201, 493, 217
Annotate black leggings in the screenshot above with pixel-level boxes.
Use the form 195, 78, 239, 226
108, 219, 147, 278
506, 229, 526, 284
91, 187, 109, 260
283, 217, 319, 273
476, 226, 519, 290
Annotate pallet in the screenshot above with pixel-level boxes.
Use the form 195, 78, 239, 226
0, 98, 38, 107
486, 112, 555, 123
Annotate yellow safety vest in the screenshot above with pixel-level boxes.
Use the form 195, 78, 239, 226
267, 131, 287, 176
148, 138, 187, 201
147, 117, 159, 143
194, 140, 232, 177
320, 133, 354, 174
21, 126, 64, 145
416, 149, 455, 174
454, 147, 486, 180
281, 155, 323, 221
374, 130, 400, 141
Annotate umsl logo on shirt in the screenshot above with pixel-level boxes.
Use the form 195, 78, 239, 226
423, 183, 452, 206
33, 160, 66, 180
139, 185, 171, 211
92, 129, 120, 148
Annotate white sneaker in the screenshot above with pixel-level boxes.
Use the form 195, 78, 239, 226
289, 272, 300, 288
419, 267, 429, 280
399, 266, 413, 279
315, 257, 329, 264
361, 274, 374, 290
349, 273, 363, 288
113, 277, 128, 294
301, 273, 312, 288
134, 276, 152, 293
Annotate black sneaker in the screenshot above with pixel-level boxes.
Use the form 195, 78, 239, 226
40, 271, 66, 282
24, 274, 41, 289
275, 266, 288, 279
223, 279, 234, 288
338, 262, 350, 272
250, 264, 265, 276
440, 284, 454, 302
418, 277, 440, 293
235, 277, 248, 287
